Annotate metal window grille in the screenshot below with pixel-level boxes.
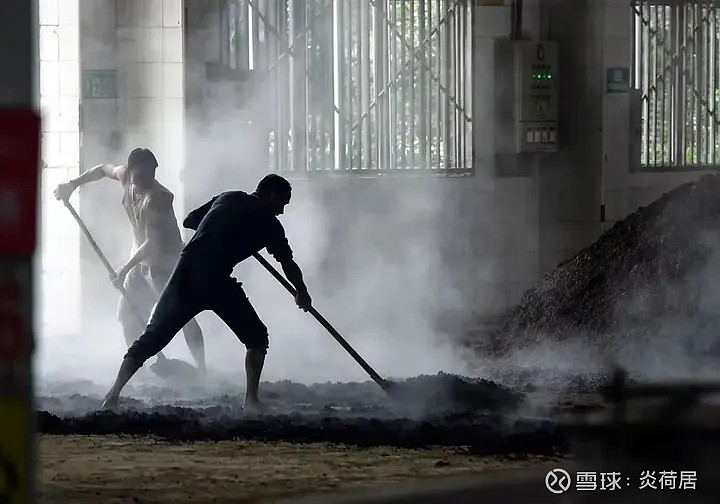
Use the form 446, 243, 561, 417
632, 0, 720, 169
220, 0, 473, 176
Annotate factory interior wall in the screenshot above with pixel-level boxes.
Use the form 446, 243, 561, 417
68, 0, 717, 345
600, 0, 715, 227
182, 0, 594, 340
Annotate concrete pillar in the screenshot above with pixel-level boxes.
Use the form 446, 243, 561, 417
0, 1, 38, 502
117, 0, 186, 215
78, 0, 126, 347
78, 0, 187, 348
536, 0, 603, 276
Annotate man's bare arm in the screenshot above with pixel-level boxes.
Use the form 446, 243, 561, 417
54, 164, 125, 201
279, 258, 311, 311
279, 259, 308, 294
119, 241, 150, 273
71, 164, 123, 185
111, 195, 168, 284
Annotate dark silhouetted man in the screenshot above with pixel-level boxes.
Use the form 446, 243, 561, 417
101, 174, 312, 412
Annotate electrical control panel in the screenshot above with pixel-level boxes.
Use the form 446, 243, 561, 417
514, 41, 559, 153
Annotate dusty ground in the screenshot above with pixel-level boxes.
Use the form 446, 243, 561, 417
34, 375, 598, 502
37, 435, 559, 503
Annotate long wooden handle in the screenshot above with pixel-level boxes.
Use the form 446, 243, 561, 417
63, 200, 115, 276
252, 252, 392, 392
61, 199, 163, 357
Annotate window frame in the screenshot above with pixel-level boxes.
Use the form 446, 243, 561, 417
218, 0, 474, 178
631, 0, 720, 172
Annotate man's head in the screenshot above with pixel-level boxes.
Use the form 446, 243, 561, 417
126, 148, 158, 190
256, 174, 291, 216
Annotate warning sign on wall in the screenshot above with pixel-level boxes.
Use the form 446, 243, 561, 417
0, 398, 29, 504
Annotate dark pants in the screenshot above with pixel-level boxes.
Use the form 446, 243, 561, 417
118, 265, 203, 353
125, 271, 269, 365
118, 265, 165, 326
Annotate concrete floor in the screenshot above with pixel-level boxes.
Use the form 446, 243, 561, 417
284, 461, 716, 504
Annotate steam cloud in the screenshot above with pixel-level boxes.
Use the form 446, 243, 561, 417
35, 65, 473, 391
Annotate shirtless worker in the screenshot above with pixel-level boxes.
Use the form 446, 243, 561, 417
53, 148, 206, 373
101, 174, 312, 412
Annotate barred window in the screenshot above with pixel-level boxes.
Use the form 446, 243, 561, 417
633, 0, 720, 169
220, 0, 473, 176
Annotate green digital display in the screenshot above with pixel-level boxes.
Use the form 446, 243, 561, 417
532, 73, 552, 80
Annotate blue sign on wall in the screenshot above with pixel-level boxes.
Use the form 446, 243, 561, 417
82, 70, 118, 99
607, 68, 630, 93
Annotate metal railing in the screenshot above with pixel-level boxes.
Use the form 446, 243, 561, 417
220, 0, 473, 176
633, 0, 720, 170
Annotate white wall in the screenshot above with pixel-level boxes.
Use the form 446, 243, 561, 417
117, 0, 185, 216
37, 0, 81, 340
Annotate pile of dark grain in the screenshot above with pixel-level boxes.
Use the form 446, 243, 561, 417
37, 373, 524, 419
492, 174, 720, 356
37, 407, 564, 454
36, 374, 555, 453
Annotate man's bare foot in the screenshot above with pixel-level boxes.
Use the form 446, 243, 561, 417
100, 395, 121, 413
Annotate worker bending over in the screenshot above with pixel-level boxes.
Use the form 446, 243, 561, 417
54, 148, 206, 373
101, 174, 312, 412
